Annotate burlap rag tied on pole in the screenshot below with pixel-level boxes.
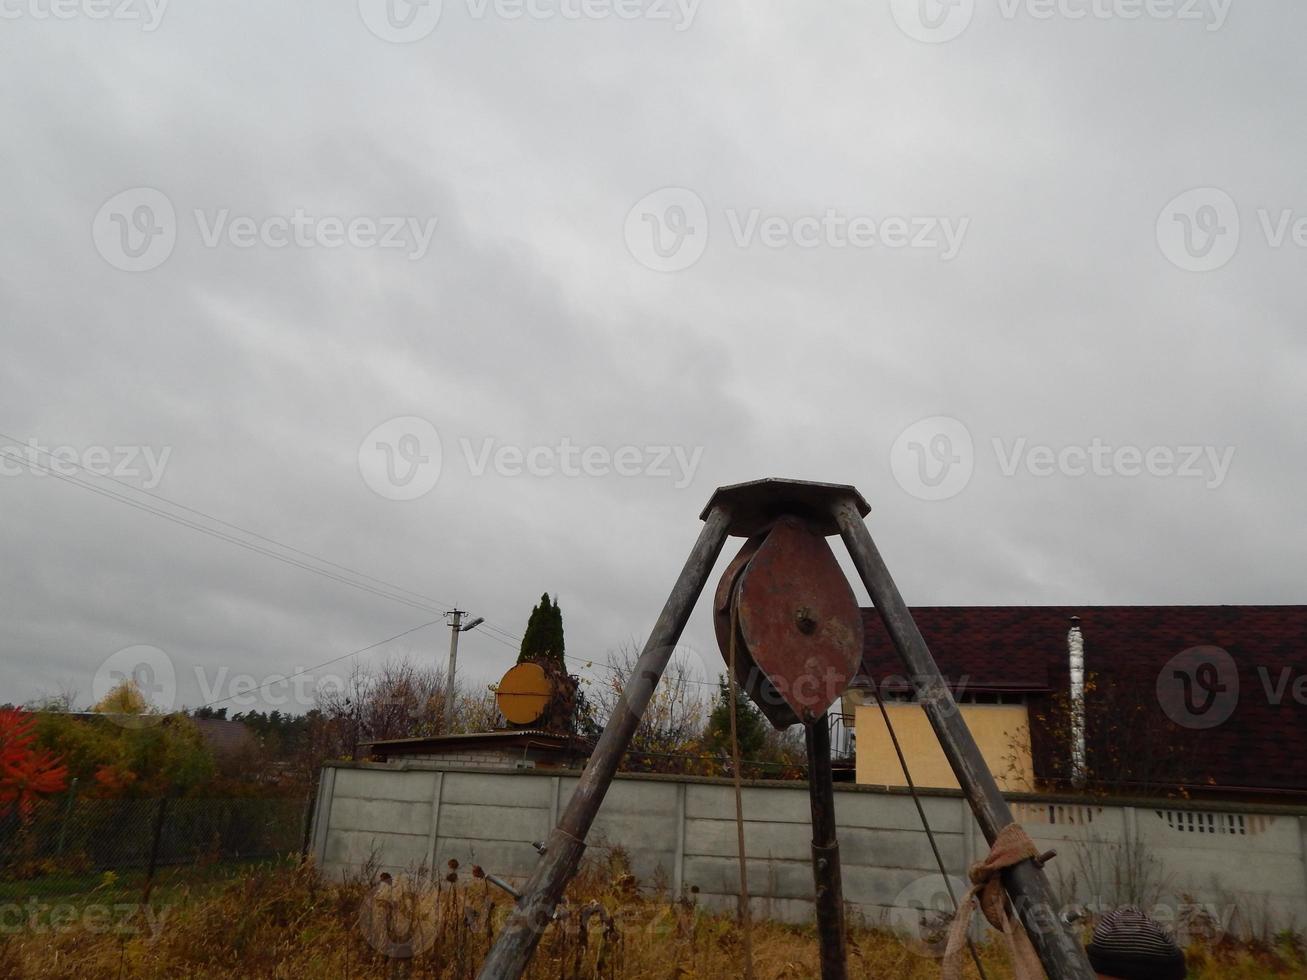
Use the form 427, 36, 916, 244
942, 823, 1047, 980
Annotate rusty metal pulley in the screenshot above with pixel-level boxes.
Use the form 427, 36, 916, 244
713, 515, 864, 729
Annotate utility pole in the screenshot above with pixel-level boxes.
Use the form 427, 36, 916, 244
445, 608, 465, 736
444, 609, 484, 724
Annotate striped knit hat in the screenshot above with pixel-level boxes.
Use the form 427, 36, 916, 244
1086, 906, 1187, 980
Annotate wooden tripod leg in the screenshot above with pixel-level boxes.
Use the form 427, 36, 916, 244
805, 713, 848, 980
832, 500, 1096, 980
477, 504, 734, 980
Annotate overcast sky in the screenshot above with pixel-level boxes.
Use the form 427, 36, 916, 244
2, 0, 1302, 716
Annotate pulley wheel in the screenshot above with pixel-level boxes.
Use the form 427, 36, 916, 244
714, 516, 863, 729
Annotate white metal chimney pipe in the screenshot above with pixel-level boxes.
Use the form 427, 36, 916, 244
1068, 616, 1087, 789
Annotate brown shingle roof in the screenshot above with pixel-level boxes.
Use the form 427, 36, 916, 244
855, 606, 1071, 694
854, 605, 1307, 798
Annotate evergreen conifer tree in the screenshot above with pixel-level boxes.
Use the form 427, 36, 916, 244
518, 593, 565, 667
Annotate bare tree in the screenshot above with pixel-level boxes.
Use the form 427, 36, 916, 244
25, 684, 80, 713
450, 682, 502, 734
1032, 670, 1204, 797
588, 641, 710, 769
309, 656, 505, 763
361, 657, 450, 742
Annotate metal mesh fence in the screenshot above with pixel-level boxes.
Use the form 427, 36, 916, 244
0, 789, 312, 901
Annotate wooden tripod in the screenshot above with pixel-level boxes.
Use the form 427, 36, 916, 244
476, 479, 1095, 980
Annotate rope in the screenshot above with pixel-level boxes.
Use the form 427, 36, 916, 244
727, 598, 756, 980
942, 824, 1045, 980
873, 693, 990, 980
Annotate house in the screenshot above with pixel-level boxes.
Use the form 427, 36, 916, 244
848, 605, 1307, 802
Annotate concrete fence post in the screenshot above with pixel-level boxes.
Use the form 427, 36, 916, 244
299, 784, 317, 860
674, 782, 687, 897
549, 777, 561, 835
426, 771, 445, 872
310, 766, 337, 869
1299, 816, 1307, 908
960, 796, 975, 876
1124, 806, 1144, 917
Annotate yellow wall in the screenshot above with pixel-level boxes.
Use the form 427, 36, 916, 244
854, 702, 1034, 792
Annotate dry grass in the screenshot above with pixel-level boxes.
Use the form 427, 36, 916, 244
1, 854, 1303, 979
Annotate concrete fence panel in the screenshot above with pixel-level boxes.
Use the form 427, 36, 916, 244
312, 761, 1307, 938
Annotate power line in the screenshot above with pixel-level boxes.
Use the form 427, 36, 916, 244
465, 626, 522, 653
196, 618, 444, 711
2, 437, 737, 698
0, 438, 529, 642
2, 437, 706, 680
564, 652, 724, 689
480, 621, 525, 645
0, 430, 446, 612
3, 449, 625, 692
1, 449, 450, 615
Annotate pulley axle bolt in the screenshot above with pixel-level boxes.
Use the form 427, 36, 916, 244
795, 607, 818, 635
